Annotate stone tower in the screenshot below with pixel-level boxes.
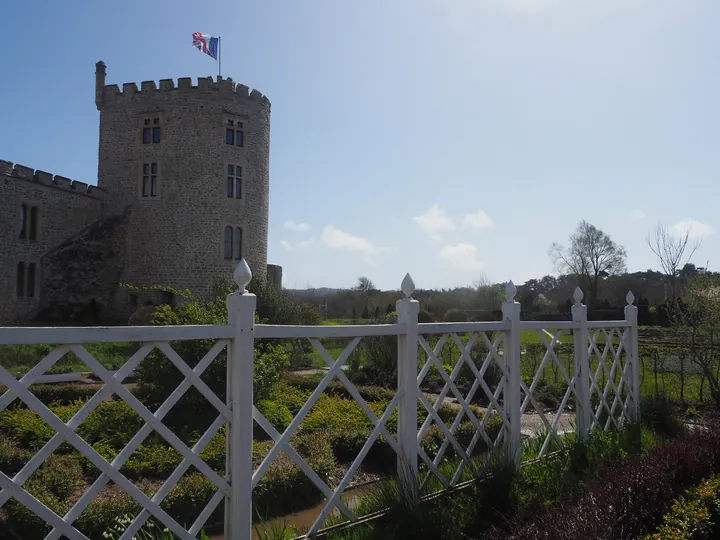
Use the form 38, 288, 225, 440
94, 62, 271, 301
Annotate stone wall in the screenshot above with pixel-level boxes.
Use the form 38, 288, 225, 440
96, 70, 271, 301
38, 208, 129, 324
0, 162, 105, 324
266, 263, 283, 290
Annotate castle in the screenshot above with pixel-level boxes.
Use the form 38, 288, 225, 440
0, 62, 281, 324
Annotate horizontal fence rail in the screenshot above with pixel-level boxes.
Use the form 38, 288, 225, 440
0, 264, 640, 540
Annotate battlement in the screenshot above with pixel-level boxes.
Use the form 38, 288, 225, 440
0, 160, 106, 199
100, 75, 271, 109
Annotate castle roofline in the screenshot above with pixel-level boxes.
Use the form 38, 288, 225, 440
0, 159, 105, 199
98, 75, 270, 109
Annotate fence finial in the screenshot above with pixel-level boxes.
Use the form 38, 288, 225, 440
626, 291, 635, 305
233, 258, 252, 293
505, 280, 517, 301
401, 273, 415, 298
573, 286, 584, 305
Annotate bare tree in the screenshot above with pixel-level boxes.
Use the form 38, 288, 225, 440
646, 222, 700, 299
353, 276, 377, 295
549, 221, 627, 308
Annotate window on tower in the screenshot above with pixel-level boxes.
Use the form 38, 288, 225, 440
142, 116, 162, 144
226, 165, 242, 199
224, 226, 233, 259
225, 118, 244, 147
141, 163, 159, 198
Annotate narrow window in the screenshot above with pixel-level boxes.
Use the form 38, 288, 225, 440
26, 264, 35, 298
234, 227, 242, 260
16, 262, 25, 297
150, 163, 158, 197
226, 128, 234, 145
19, 204, 27, 238
142, 164, 149, 197
29, 206, 38, 241
235, 166, 242, 199
226, 165, 234, 197
226, 118, 244, 147
142, 163, 158, 198
153, 126, 161, 143
224, 226, 233, 259
236, 130, 244, 147
227, 165, 242, 199
143, 128, 151, 144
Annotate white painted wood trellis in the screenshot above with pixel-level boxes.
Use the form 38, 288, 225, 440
0, 260, 640, 540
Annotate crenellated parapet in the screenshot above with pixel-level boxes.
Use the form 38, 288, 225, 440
97, 75, 271, 110
0, 160, 106, 199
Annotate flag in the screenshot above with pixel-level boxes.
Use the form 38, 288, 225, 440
192, 32, 219, 60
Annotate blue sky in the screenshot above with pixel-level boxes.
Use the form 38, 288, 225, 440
2, 0, 718, 291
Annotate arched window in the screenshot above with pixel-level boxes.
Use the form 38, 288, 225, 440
29, 206, 38, 240
224, 226, 233, 259
234, 228, 242, 260
16, 263, 25, 297
26, 264, 35, 298
19, 204, 27, 238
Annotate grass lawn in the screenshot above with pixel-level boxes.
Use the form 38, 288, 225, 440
0, 342, 135, 376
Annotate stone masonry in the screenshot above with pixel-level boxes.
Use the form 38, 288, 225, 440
0, 62, 279, 324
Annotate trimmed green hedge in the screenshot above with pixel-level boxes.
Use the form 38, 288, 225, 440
646, 474, 720, 539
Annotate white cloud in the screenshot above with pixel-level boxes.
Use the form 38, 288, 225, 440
322, 226, 392, 266
280, 239, 314, 252
631, 209, 646, 220
439, 243, 485, 271
463, 210, 494, 229
283, 220, 311, 232
672, 219, 714, 240
412, 204, 456, 235
430, 235, 442, 244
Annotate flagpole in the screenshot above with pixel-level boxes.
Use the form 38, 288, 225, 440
218, 36, 222, 77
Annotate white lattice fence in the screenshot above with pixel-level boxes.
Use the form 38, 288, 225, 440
0, 264, 641, 540
0, 326, 234, 540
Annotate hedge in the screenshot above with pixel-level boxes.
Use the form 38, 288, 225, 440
495, 424, 720, 540
646, 474, 720, 539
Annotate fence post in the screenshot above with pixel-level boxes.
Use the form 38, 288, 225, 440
225, 260, 256, 540
501, 281, 522, 469
571, 287, 591, 442
396, 273, 419, 503
624, 291, 640, 423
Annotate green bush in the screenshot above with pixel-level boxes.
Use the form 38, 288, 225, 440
272, 382, 310, 414
254, 433, 335, 519
646, 474, 720, 539
122, 443, 183, 478
29, 383, 100, 405
77, 400, 144, 447
0, 400, 83, 449
161, 473, 219, 525
32, 455, 84, 499
0, 434, 32, 475
302, 395, 373, 433
641, 394, 685, 438
256, 399, 293, 434
4, 481, 70, 539
444, 308, 469, 322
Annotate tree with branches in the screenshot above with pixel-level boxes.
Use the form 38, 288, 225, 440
646, 222, 701, 299
353, 276, 377, 295
549, 221, 627, 308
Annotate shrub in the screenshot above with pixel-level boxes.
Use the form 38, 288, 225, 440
0, 400, 83, 449
161, 473, 218, 525
302, 395, 372, 433
256, 399, 293, 435
254, 433, 335, 519
0, 434, 32, 475
122, 443, 183, 478
641, 394, 685, 438
496, 424, 720, 540
647, 474, 720, 539
4, 482, 70, 539
272, 382, 310, 414
30, 383, 100, 405
32, 455, 84, 499
77, 400, 144, 447
444, 308, 468, 322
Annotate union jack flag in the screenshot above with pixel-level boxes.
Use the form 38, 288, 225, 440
192, 32, 219, 60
